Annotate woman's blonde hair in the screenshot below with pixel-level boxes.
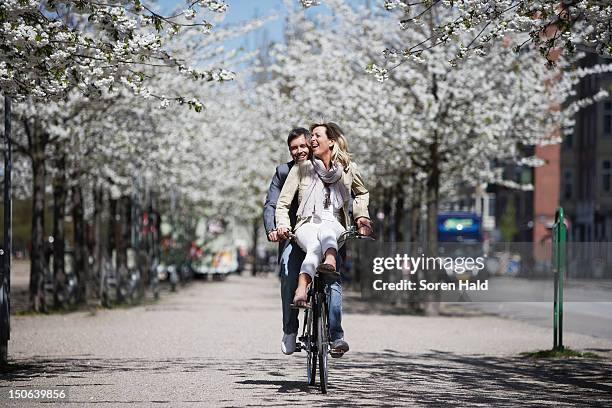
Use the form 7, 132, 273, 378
309, 122, 352, 169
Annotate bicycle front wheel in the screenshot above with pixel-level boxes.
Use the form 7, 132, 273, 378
317, 294, 329, 394
306, 306, 317, 386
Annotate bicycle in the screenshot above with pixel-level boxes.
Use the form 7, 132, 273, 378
101, 256, 118, 308
291, 225, 374, 394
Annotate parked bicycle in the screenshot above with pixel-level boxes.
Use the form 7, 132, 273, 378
293, 225, 374, 394
149, 256, 161, 300
45, 251, 78, 310
56, 252, 78, 309
118, 248, 143, 303
101, 256, 118, 308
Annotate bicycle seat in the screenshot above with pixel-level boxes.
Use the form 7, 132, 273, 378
316, 263, 340, 277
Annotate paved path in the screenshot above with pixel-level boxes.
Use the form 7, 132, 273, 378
462, 301, 612, 340
3, 275, 612, 406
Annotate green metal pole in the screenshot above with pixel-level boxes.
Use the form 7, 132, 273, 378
552, 208, 566, 351
558, 208, 566, 350
552, 211, 559, 350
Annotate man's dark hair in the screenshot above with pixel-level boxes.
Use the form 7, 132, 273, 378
287, 127, 310, 146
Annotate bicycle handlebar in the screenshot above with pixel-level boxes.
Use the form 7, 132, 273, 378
283, 225, 375, 245
338, 225, 375, 246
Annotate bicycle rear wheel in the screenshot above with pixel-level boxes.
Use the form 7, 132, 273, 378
317, 294, 329, 394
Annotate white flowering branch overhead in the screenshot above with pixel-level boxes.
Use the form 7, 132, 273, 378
299, 0, 321, 8
304, 1, 612, 66
0, 0, 232, 106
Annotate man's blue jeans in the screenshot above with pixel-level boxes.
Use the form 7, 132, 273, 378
280, 242, 344, 341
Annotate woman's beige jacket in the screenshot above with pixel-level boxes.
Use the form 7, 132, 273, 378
275, 160, 370, 232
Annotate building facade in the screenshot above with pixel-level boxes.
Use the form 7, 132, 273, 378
560, 52, 612, 242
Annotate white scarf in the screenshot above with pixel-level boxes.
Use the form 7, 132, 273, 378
298, 158, 350, 220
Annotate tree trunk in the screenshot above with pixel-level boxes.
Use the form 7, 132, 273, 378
52, 154, 66, 308
409, 181, 421, 244
108, 197, 117, 261
382, 187, 392, 242
251, 219, 259, 276
92, 186, 106, 299
72, 185, 88, 303
153, 208, 162, 259
394, 182, 405, 242
123, 195, 139, 298
124, 196, 132, 250
406, 178, 424, 312
93, 186, 104, 300
116, 196, 130, 288
110, 196, 131, 302
425, 141, 441, 315
29, 146, 46, 312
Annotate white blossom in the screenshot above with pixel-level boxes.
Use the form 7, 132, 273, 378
0, 0, 232, 103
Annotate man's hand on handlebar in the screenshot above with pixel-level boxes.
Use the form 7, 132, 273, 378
276, 227, 291, 240
356, 217, 373, 236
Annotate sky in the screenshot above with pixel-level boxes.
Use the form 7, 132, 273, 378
158, 0, 290, 52
155, 0, 373, 73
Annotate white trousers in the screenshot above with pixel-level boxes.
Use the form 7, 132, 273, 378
294, 217, 346, 279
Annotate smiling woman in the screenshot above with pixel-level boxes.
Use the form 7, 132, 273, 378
309, 123, 351, 171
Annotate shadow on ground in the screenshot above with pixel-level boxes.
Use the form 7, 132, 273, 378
235, 350, 612, 406
340, 291, 496, 318
2, 350, 611, 406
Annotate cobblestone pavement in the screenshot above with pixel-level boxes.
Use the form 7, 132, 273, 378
3, 274, 612, 407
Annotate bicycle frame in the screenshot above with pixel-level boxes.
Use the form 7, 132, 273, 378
298, 272, 331, 393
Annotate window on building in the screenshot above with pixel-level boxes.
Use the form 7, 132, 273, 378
603, 160, 611, 193
605, 101, 612, 136
488, 196, 496, 217
590, 110, 594, 139
564, 170, 572, 199
520, 168, 532, 185
563, 133, 573, 149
